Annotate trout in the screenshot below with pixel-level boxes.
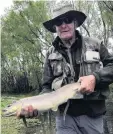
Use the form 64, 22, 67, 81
2, 82, 83, 126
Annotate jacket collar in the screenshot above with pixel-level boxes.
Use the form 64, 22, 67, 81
52, 30, 82, 50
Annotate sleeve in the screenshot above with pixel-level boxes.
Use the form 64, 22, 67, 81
93, 42, 113, 86
40, 51, 54, 94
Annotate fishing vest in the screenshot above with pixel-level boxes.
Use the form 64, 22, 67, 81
48, 36, 108, 99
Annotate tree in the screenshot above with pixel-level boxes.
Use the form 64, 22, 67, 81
97, 1, 113, 45
1, 1, 53, 93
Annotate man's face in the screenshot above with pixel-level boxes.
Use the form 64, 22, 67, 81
55, 17, 76, 40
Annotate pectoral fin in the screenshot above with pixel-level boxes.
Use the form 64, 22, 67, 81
51, 106, 58, 111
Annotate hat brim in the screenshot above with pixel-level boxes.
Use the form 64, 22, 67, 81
43, 10, 87, 33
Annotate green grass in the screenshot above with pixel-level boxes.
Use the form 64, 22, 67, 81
1, 95, 22, 134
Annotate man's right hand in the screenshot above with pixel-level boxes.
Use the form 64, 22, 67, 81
16, 105, 38, 119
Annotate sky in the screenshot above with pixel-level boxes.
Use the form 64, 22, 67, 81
0, 0, 13, 15
0, 0, 57, 16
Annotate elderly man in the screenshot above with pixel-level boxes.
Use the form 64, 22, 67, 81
17, 4, 113, 134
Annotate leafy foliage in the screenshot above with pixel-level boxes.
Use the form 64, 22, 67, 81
1, 1, 53, 93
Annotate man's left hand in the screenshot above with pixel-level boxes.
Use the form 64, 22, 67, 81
78, 75, 96, 94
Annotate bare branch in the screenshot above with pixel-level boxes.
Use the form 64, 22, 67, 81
82, 24, 90, 37
102, 1, 113, 12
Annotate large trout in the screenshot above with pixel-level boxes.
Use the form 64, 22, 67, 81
2, 82, 83, 125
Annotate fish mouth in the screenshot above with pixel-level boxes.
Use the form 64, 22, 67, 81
2, 112, 16, 117
2, 109, 16, 117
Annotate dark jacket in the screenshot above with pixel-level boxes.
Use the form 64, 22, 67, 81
41, 30, 113, 117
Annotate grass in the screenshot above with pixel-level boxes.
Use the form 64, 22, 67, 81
1, 94, 23, 134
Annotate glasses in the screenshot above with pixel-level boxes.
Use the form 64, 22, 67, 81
54, 17, 74, 26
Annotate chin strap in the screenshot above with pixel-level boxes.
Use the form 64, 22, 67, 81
63, 46, 76, 123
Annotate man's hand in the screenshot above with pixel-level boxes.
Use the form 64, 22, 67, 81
16, 105, 38, 119
78, 75, 96, 94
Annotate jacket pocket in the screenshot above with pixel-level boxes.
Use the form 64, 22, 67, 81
87, 100, 106, 117
84, 62, 102, 75
83, 50, 103, 75
48, 53, 63, 77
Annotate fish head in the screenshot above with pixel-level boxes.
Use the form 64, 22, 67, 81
2, 101, 22, 117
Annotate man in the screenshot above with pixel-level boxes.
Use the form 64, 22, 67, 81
17, 4, 113, 134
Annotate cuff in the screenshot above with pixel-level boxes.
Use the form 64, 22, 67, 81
93, 72, 100, 85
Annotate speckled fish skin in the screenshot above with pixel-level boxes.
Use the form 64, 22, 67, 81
2, 82, 83, 117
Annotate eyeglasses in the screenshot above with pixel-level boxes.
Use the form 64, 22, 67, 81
54, 17, 74, 26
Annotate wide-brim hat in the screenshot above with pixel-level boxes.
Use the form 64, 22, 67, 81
43, 4, 87, 33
